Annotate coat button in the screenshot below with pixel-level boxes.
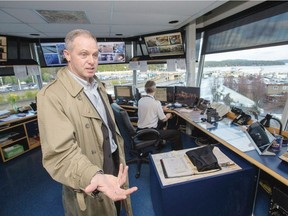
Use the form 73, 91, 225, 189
85, 124, 90, 128
77, 95, 82, 100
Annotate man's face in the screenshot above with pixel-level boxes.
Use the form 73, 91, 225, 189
64, 35, 99, 81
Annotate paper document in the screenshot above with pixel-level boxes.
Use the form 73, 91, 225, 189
160, 156, 193, 178
152, 147, 241, 185
211, 127, 255, 152
228, 136, 255, 152
160, 147, 236, 178
211, 128, 242, 140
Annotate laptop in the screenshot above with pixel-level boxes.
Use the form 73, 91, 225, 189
245, 122, 276, 156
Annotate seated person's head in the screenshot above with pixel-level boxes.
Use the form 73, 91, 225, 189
145, 80, 156, 94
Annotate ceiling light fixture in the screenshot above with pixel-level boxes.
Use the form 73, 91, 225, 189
35, 10, 90, 24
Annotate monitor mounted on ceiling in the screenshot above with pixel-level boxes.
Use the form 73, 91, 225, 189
40, 42, 67, 67
98, 41, 126, 64
40, 41, 126, 67
0, 36, 7, 62
144, 31, 185, 58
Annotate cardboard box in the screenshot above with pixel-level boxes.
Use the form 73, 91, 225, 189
3, 144, 24, 159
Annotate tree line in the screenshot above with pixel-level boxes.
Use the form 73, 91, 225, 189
205, 59, 286, 67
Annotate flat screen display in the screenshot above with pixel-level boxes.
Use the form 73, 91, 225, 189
40, 41, 126, 66
144, 32, 184, 57
175, 86, 200, 107
114, 85, 133, 100
98, 41, 125, 64
154, 86, 175, 104
40, 42, 67, 67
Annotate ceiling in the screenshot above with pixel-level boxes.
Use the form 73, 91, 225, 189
0, 0, 234, 39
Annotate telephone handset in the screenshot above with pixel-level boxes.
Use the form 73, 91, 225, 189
232, 112, 251, 125
210, 102, 230, 118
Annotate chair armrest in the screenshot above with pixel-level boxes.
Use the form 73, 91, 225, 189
135, 128, 160, 137
129, 117, 138, 123
133, 129, 160, 143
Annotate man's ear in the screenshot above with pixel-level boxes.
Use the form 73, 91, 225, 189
63, 49, 70, 62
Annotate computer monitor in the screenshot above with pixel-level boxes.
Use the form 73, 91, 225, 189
175, 86, 200, 107
154, 86, 175, 104
40, 42, 67, 67
114, 85, 134, 101
144, 31, 185, 58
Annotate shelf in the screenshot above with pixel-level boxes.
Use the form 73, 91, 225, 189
1, 136, 26, 148
0, 114, 40, 162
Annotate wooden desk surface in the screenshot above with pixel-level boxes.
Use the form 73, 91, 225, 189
0, 112, 37, 127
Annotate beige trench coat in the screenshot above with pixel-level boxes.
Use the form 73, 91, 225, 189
37, 67, 133, 216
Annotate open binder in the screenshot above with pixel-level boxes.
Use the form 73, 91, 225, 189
160, 146, 234, 178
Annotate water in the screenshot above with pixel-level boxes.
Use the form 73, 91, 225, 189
201, 64, 288, 118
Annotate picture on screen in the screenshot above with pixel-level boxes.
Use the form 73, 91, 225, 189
114, 85, 133, 100
41, 42, 67, 66
41, 41, 126, 66
175, 86, 200, 107
98, 42, 125, 64
0, 36, 7, 61
144, 32, 184, 57
154, 86, 175, 104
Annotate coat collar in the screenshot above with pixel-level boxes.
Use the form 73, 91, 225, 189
57, 67, 105, 97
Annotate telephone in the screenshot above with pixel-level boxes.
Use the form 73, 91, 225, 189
196, 98, 210, 113
232, 112, 251, 125
210, 102, 230, 118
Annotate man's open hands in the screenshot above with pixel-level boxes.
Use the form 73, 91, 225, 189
85, 164, 138, 201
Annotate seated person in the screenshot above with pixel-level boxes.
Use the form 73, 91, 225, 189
137, 80, 183, 151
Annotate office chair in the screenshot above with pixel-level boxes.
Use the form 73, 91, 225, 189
111, 103, 161, 178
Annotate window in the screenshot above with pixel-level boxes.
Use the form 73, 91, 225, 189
201, 45, 288, 124
0, 74, 39, 111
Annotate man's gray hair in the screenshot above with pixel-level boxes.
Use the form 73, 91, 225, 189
65, 29, 97, 50
145, 80, 156, 93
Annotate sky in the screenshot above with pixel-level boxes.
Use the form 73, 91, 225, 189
205, 44, 288, 62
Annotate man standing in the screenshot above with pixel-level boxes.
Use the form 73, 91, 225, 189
37, 29, 137, 216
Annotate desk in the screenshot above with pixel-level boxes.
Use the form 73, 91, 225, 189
149, 145, 258, 216
120, 104, 288, 213
120, 104, 288, 187
175, 108, 288, 187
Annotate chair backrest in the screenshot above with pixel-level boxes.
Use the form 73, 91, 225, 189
111, 103, 137, 153
134, 88, 141, 104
